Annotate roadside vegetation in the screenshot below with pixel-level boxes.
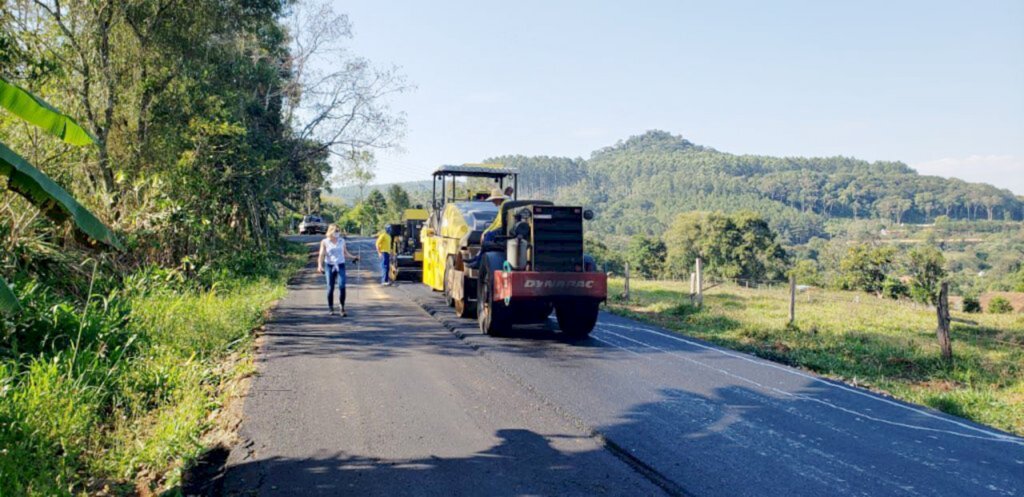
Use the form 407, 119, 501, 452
606, 279, 1024, 436
0, 246, 305, 494
1, 0, 402, 494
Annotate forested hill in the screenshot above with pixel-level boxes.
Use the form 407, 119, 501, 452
488, 130, 1023, 244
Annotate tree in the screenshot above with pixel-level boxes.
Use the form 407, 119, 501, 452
284, 1, 408, 191
915, 192, 937, 222
790, 260, 821, 286
839, 244, 897, 295
585, 234, 624, 274
358, 189, 388, 233
386, 184, 411, 222
664, 211, 788, 281
906, 245, 946, 305
626, 236, 666, 279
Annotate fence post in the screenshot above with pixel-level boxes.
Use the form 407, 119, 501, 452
623, 262, 631, 301
695, 257, 703, 307
788, 274, 796, 326
936, 282, 952, 362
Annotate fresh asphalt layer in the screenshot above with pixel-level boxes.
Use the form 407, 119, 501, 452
222, 236, 1024, 496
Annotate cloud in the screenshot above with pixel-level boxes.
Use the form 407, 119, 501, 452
910, 155, 1024, 195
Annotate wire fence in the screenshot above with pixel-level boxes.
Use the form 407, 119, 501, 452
605, 258, 1023, 354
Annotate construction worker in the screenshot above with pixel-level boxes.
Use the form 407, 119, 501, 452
481, 188, 509, 245
486, 188, 507, 208
376, 225, 393, 286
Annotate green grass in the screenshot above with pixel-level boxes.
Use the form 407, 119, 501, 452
0, 243, 307, 496
607, 278, 1024, 436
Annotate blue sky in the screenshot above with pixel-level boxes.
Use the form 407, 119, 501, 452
330, 0, 1024, 194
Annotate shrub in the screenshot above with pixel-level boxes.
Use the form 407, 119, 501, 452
988, 296, 1014, 314
882, 277, 909, 300
962, 296, 981, 313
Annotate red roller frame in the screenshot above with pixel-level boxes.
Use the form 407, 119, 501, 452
494, 271, 607, 302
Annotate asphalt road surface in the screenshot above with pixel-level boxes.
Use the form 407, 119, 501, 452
222, 236, 1024, 496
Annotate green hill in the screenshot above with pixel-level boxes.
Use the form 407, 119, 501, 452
488, 130, 1022, 244
328, 180, 432, 205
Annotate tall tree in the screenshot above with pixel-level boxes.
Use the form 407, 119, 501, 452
386, 184, 411, 222
905, 245, 946, 305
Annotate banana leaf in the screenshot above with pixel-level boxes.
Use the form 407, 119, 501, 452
0, 78, 96, 146
0, 140, 122, 249
0, 275, 18, 312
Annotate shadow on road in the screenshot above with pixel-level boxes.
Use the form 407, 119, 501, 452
184, 382, 1024, 496
192, 387, 758, 496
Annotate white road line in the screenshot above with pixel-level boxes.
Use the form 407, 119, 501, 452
591, 335, 650, 359
595, 322, 1024, 445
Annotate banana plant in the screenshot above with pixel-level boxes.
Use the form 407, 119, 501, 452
0, 77, 122, 311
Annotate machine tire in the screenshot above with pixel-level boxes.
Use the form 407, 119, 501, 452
478, 258, 509, 336
443, 257, 455, 307
555, 300, 600, 339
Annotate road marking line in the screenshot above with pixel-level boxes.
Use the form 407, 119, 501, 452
591, 335, 649, 359
595, 323, 1023, 445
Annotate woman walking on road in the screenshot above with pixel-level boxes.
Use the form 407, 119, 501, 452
317, 224, 360, 316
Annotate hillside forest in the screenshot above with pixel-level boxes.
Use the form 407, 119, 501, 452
337, 131, 1023, 300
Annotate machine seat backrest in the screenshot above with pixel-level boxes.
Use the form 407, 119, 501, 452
497, 200, 553, 230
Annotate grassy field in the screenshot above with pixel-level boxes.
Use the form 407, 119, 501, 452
606, 278, 1024, 436
0, 244, 307, 496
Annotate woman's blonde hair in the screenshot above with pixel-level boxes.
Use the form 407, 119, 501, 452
326, 224, 340, 237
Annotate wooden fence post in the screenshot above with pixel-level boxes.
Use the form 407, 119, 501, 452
936, 282, 952, 362
695, 257, 703, 307
623, 262, 631, 301
788, 274, 796, 326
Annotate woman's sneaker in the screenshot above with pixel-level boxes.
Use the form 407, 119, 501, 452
341, 309, 348, 317
329, 308, 337, 316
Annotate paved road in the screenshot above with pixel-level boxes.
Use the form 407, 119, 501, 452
223, 236, 1024, 496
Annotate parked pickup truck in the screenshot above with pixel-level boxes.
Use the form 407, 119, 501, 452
298, 215, 327, 235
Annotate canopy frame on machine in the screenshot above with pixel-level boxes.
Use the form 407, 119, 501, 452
432, 164, 519, 211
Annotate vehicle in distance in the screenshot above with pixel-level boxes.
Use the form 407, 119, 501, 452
298, 215, 326, 235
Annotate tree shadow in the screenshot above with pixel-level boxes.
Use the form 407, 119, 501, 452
181, 383, 1024, 497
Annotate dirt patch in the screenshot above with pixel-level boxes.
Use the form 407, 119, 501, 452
980, 292, 1024, 313
916, 379, 963, 392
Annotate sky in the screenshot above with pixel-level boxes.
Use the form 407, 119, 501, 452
328, 0, 1024, 194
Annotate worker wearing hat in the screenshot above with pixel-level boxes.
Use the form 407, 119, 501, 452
376, 225, 393, 286
480, 188, 509, 246
485, 188, 507, 207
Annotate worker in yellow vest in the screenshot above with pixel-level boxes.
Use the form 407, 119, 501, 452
376, 225, 393, 286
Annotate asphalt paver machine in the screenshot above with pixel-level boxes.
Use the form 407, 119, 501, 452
388, 207, 429, 282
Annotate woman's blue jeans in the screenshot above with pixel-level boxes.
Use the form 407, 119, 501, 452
325, 264, 347, 309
